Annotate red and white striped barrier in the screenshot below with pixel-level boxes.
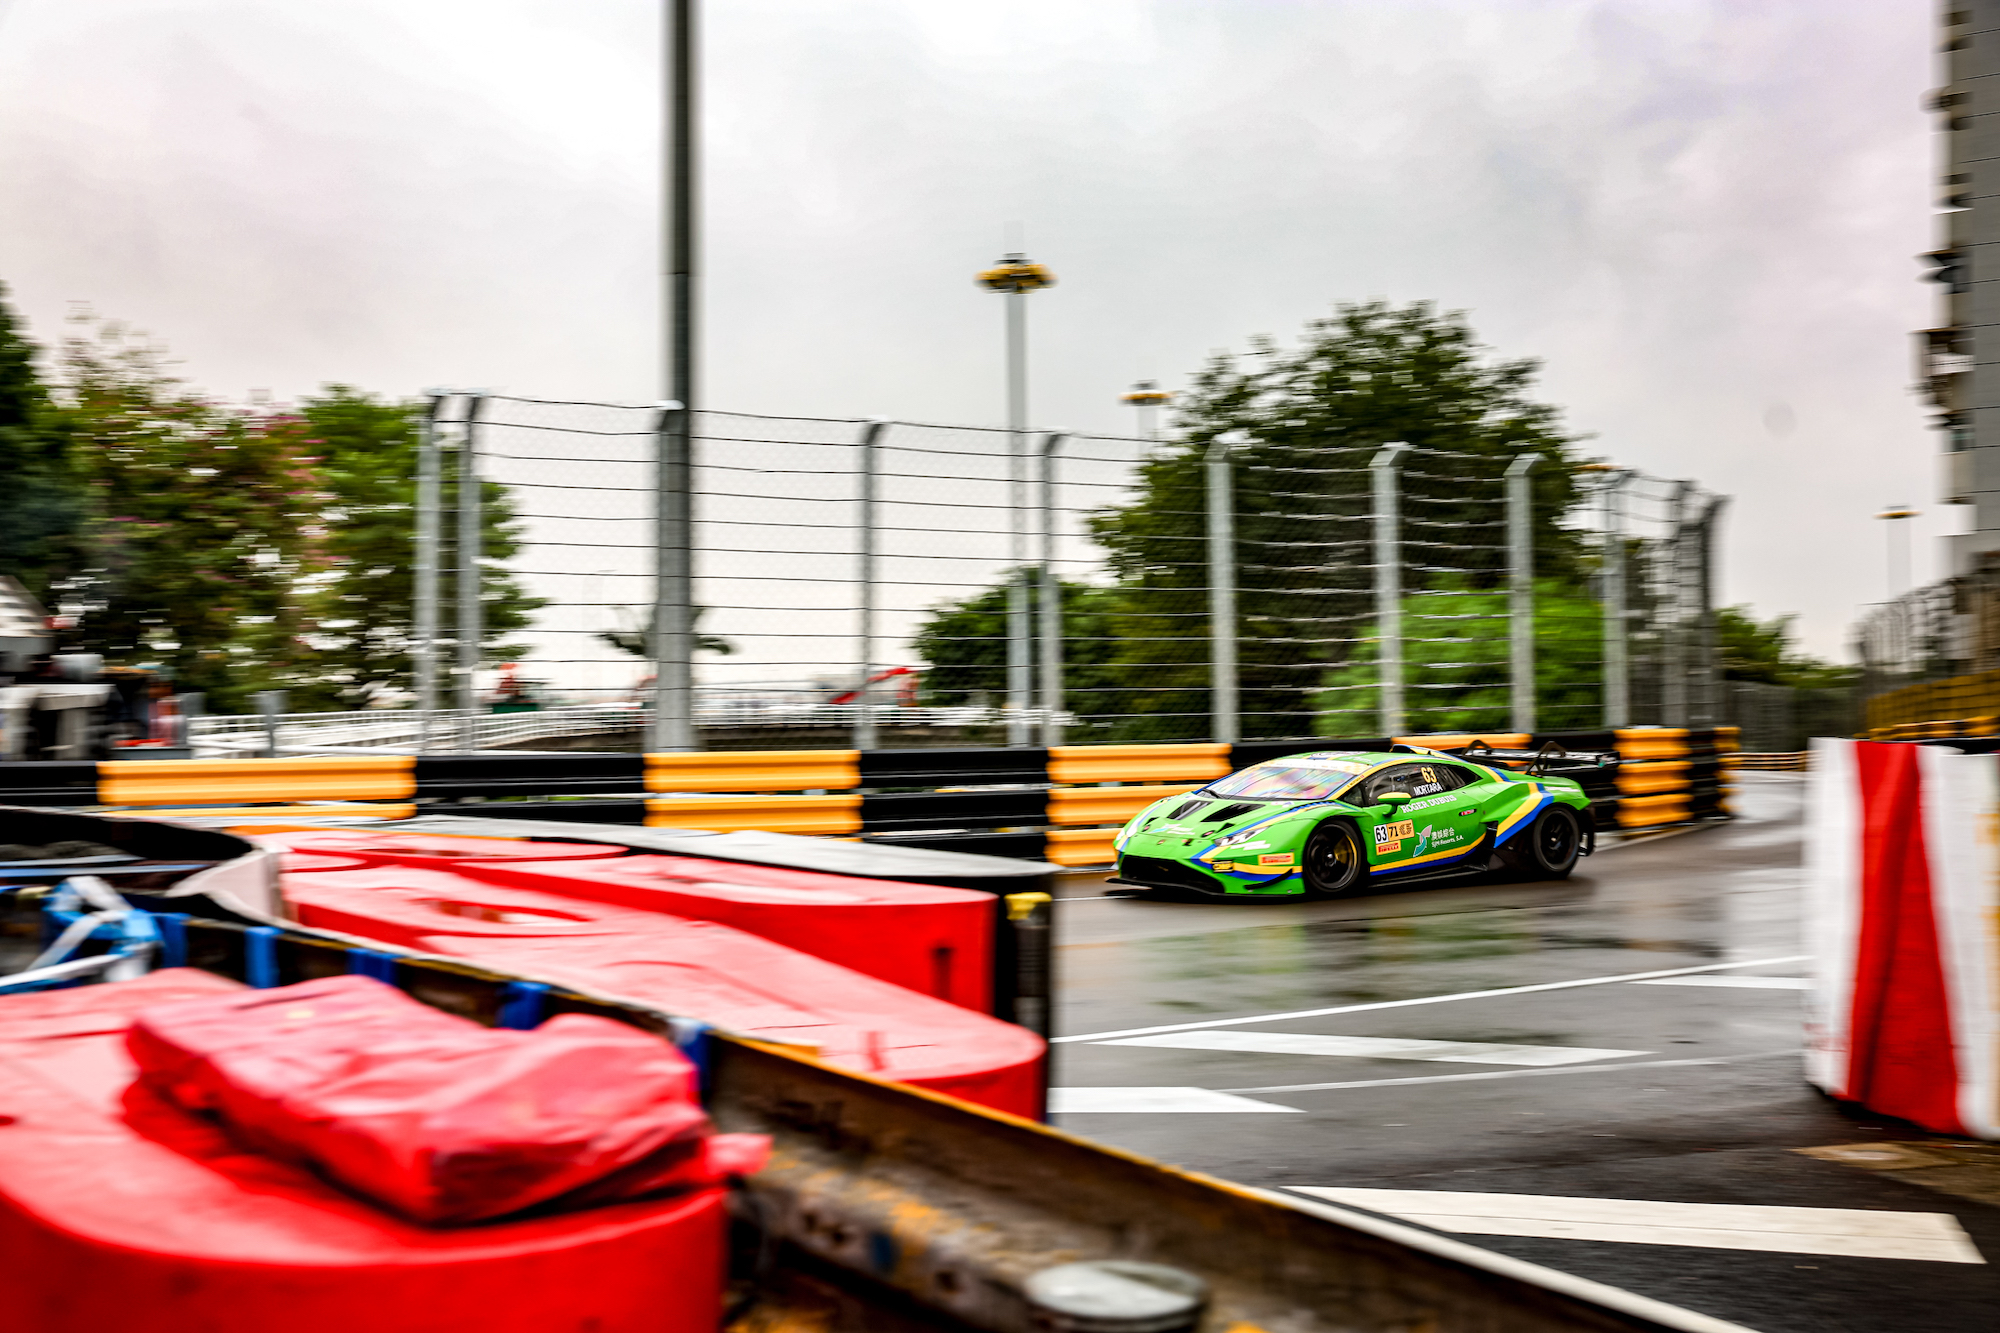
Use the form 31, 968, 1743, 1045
1806, 738, 2000, 1137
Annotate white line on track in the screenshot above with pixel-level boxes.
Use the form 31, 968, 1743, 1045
1049, 1087, 1302, 1113
1051, 955, 1811, 1043
1285, 1188, 1985, 1263
1633, 975, 1809, 990
1098, 1031, 1649, 1066
1218, 1049, 1794, 1095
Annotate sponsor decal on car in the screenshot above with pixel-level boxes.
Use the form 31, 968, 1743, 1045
1374, 819, 1414, 845
1257, 853, 1296, 866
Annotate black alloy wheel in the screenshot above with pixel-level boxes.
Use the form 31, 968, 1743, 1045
1527, 805, 1581, 878
1302, 820, 1364, 897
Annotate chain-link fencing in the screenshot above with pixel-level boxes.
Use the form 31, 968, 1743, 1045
394, 400, 1738, 751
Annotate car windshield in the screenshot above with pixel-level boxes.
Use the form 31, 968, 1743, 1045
1203, 760, 1372, 801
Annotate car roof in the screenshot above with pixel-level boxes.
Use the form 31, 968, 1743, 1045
1252, 749, 1455, 767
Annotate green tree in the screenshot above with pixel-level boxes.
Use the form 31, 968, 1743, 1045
0, 285, 84, 599
281, 386, 543, 709
50, 314, 321, 710
1315, 578, 1606, 735
597, 607, 736, 661
1718, 605, 1855, 689
1083, 300, 1587, 739
910, 575, 1125, 718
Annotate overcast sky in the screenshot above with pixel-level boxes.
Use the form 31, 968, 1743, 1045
0, 0, 1943, 659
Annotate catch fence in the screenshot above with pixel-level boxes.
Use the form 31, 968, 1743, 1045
421, 397, 1732, 748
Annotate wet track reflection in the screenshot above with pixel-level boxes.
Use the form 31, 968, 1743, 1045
1049, 775, 1997, 1332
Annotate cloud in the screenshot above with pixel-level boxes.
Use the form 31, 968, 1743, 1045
0, 0, 1939, 659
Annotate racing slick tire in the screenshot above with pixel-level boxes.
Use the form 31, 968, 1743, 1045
1522, 805, 1582, 880
1301, 820, 1365, 897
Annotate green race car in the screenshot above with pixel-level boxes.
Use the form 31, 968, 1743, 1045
1111, 742, 1610, 898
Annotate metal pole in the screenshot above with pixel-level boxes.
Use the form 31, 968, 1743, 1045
855, 420, 888, 752
1370, 442, 1413, 736
1600, 471, 1629, 729
652, 401, 694, 751
1663, 482, 1692, 727
1697, 495, 1729, 728
456, 396, 487, 741
1207, 433, 1246, 743
1006, 286, 1030, 746
413, 392, 447, 750
653, 0, 697, 753
1505, 454, 1541, 734
1040, 432, 1068, 746
255, 690, 287, 759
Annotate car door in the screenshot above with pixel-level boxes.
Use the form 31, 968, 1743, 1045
1361, 762, 1485, 873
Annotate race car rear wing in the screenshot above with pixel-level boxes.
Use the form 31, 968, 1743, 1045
1437, 739, 1619, 776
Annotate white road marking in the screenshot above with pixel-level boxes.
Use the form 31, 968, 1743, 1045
1098, 1031, 1649, 1066
1221, 1049, 1794, 1094
1633, 975, 1809, 990
1048, 1086, 1302, 1114
1286, 1189, 1985, 1264
1052, 954, 1811, 1043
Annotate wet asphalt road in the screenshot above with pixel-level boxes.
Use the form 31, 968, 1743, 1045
1045, 775, 2000, 1333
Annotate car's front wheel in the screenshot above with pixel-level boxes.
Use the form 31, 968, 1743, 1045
1302, 820, 1365, 897
1524, 805, 1582, 879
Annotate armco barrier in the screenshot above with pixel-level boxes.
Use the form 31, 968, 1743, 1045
7, 729, 1730, 865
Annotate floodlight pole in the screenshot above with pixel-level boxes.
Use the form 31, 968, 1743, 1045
1663, 481, 1693, 728
1370, 442, 1413, 737
653, 0, 697, 753
1506, 453, 1541, 734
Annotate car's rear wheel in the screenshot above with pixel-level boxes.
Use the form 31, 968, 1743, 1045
1525, 805, 1581, 879
1302, 820, 1364, 897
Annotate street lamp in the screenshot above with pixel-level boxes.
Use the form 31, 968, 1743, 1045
977, 252, 1056, 746
1876, 503, 1919, 600
1122, 380, 1171, 440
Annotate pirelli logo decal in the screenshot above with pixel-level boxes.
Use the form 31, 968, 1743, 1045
1374, 819, 1414, 854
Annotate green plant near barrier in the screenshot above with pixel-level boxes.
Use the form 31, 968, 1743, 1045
1313, 577, 1605, 736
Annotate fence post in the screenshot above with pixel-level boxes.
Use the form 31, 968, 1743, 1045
1370, 442, 1413, 736
1599, 470, 1629, 729
1506, 453, 1541, 733
255, 690, 287, 759
854, 420, 888, 752
1039, 432, 1068, 747
1697, 495, 1729, 728
1207, 432, 1245, 744
456, 394, 487, 747
1005, 289, 1032, 748
1663, 481, 1693, 727
652, 400, 695, 752
413, 392, 448, 751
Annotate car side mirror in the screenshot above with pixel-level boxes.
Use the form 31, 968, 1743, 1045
1373, 791, 1412, 815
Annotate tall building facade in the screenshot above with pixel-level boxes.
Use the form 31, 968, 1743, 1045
1935, 4, 1998, 569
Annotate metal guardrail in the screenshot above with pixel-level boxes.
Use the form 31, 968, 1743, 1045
8, 730, 1738, 866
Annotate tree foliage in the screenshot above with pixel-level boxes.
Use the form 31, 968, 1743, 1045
1083, 301, 1586, 738
277, 387, 542, 710
0, 284, 84, 600
910, 575, 1125, 711
1315, 578, 1606, 736
1718, 605, 1854, 690
49, 315, 322, 711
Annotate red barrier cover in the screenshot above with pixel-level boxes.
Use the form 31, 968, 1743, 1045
0, 972, 728, 1333
127, 975, 762, 1224
1806, 739, 2000, 1137
460, 853, 996, 1011
257, 830, 634, 866
282, 868, 1046, 1118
